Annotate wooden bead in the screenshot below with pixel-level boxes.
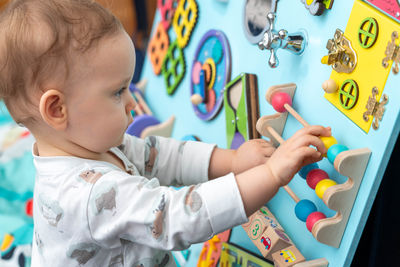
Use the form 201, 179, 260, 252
191, 94, 203, 105
322, 79, 338, 93
320, 136, 337, 153
327, 144, 349, 164
295, 199, 317, 222
271, 92, 292, 113
306, 211, 326, 232
315, 179, 337, 199
306, 169, 329, 189
299, 163, 319, 179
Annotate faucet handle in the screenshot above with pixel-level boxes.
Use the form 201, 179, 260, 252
269, 48, 278, 68
258, 11, 307, 68
267, 12, 276, 33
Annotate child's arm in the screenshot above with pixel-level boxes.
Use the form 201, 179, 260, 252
86, 126, 329, 251
208, 139, 276, 179
120, 134, 218, 186
234, 125, 331, 216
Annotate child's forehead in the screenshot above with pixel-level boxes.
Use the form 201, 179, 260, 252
64, 32, 135, 88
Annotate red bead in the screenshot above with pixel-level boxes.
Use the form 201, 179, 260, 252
306, 211, 326, 232
26, 198, 33, 217
306, 169, 329, 189
271, 92, 292, 113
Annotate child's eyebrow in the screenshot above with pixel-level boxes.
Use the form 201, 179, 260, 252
111, 77, 132, 89
120, 77, 133, 85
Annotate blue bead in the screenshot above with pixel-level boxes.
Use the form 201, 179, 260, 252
299, 163, 319, 179
295, 199, 317, 222
327, 144, 349, 164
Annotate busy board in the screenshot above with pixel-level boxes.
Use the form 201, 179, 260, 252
139, 0, 400, 266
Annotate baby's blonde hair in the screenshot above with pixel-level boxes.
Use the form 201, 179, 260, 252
0, 0, 123, 123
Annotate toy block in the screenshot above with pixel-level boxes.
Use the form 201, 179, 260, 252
242, 206, 283, 238
293, 258, 329, 267
256, 226, 293, 261
272, 245, 305, 267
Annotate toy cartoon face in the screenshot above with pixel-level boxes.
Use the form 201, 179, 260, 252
260, 236, 271, 250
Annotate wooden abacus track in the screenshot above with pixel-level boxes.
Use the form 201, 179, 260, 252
256, 83, 371, 247
265, 123, 330, 233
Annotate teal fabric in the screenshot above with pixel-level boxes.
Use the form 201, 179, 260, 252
0, 101, 13, 125
0, 103, 34, 266
0, 151, 35, 236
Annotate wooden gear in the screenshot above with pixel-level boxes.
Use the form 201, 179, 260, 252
148, 23, 170, 75
172, 0, 199, 48
157, 0, 179, 30
161, 40, 186, 95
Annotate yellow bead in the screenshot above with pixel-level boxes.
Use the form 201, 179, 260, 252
320, 136, 337, 156
315, 179, 337, 199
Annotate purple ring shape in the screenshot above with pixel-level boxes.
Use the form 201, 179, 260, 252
126, 114, 160, 137
190, 29, 231, 121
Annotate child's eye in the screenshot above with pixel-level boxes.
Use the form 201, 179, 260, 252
114, 87, 126, 98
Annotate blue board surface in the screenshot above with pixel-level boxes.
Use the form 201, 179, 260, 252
140, 1, 400, 266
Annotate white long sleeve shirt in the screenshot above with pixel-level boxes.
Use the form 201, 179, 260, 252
31, 134, 247, 266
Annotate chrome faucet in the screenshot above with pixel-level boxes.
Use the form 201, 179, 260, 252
258, 12, 307, 68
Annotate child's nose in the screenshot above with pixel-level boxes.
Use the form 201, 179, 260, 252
126, 93, 137, 113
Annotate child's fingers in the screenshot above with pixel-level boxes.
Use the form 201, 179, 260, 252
320, 126, 332, 137
292, 125, 331, 139
252, 138, 270, 144
293, 146, 323, 163
262, 146, 276, 157
261, 143, 275, 150
291, 134, 326, 154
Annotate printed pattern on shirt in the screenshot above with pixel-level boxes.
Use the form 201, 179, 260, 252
144, 136, 159, 177
184, 185, 202, 214
37, 193, 63, 227
31, 134, 232, 266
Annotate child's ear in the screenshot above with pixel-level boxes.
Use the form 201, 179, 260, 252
39, 89, 67, 130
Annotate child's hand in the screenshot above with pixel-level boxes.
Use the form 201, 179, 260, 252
232, 139, 276, 175
266, 125, 331, 187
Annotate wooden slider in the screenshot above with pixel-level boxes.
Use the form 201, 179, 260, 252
284, 104, 309, 127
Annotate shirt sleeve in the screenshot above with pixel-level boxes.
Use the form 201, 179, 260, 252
87, 170, 247, 251
119, 134, 216, 186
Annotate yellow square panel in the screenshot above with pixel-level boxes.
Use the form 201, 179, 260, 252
324, 0, 399, 133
